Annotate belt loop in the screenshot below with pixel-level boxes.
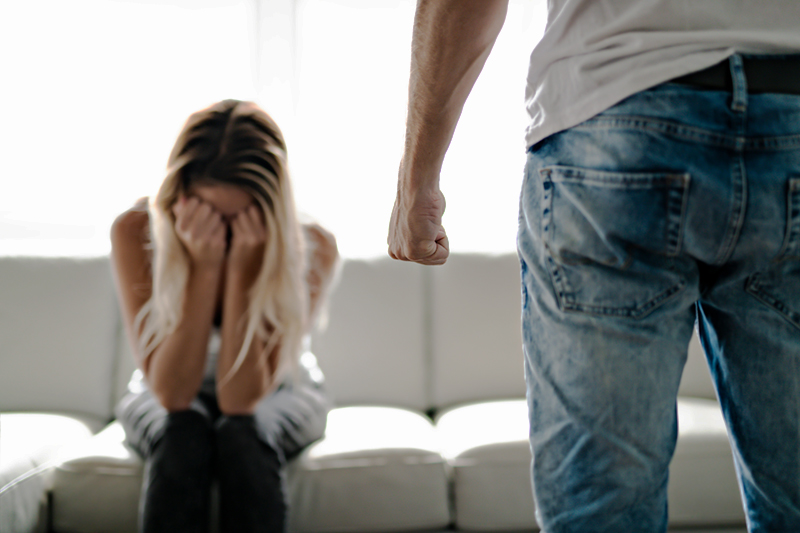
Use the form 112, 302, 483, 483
729, 54, 748, 112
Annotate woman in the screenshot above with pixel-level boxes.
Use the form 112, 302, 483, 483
110, 100, 338, 533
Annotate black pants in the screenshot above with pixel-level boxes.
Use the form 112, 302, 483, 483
117, 384, 330, 533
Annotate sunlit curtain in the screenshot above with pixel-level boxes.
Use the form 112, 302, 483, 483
1, 0, 544, 258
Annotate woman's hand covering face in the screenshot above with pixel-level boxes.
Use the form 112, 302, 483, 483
172, 196, 228, 269
226, 204, 267, 286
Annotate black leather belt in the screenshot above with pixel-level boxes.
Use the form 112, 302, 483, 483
671, 55, 800, 95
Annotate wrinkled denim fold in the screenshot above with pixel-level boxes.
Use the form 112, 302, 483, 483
518, 54, 800, 533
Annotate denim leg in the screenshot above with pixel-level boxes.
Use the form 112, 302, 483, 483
518, 60, 800, 531
519, 260, 696, 533
518, 150, 700, 532
214, 415, 287, 533
140, 409, 214, 533
697, 264, 800, 533
517, 86, 723, 530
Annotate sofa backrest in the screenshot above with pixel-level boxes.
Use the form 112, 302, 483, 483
311, 254, 527, 413
429, 254, 527, 408
310, 258, 429, 411
312, 254, 717, 411
0, 256, 122, 423
0, 253, 717, 422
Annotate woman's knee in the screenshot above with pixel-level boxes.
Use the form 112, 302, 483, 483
214, 415, 284, 470
147, 409, 214, 463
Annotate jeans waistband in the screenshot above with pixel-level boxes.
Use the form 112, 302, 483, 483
671, 54, 800, 95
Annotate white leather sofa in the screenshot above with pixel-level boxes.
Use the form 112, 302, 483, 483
0, 253, 746, 532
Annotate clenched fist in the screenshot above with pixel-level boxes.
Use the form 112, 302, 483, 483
388, 185, 449, 266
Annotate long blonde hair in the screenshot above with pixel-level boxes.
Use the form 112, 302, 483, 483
135, 100, 307, 385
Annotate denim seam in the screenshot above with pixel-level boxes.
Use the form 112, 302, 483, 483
561, 279, 686, 319
713, 154, 748, 265
775, 177, 800, 262
540, 170, 573, 309
729, 54, 748, 114
574, 117, 735, 148
537, 166, 690, 319
745, 275, 800, 331
574, 116, 800, 152
666, 174, 690, 256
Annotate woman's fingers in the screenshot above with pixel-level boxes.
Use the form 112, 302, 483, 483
231, 205, 265, 243
210, 219, 227, 248
238, 206, 257, 239
227, 205, 266, 284
246, 205, 266, 237
172, 196, 227, 267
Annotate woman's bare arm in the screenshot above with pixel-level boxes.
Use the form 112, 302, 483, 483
215, 218, 339, 414
110, 198, 224, 412
215, 205, 270, 414
304, 222, 340, 329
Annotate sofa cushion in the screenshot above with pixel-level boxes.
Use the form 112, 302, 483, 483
435, 400, 536, 531
430, 254, 527, 409
668, 398, 745, 526
428, 253, 717, 408
50, 422, 141, 533
0, 256, 120, 420
435, 398, 745, 531
0, 413, 100, 533
287, 406, 451, 532
52, 407, 451, 533
677, 333, 717, 400
311, 258, 429, 411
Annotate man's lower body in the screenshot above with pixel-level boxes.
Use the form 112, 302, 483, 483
517, 54, 800, 533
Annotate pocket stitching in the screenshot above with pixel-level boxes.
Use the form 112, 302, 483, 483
538, 166, 690, 319
540, 169, 574, 308
775, 177, 800, 262
745, 274, 800, 331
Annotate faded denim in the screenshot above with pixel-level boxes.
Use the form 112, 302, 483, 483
517, 54, 800, 533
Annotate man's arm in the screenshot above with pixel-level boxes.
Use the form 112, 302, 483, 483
388, 0, 509, 265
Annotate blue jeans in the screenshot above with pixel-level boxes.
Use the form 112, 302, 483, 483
517, 54, 800, 533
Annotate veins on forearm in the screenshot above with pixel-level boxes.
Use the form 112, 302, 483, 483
403, 0, 508, 178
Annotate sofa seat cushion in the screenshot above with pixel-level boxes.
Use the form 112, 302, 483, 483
435, 397, 745, 531
288, 406, 451, 532
435, 400, 536, 531
50, 422, 141, 533
52, 407, 451, 533
668, 398, 745, 526
0, 256, 120, 421
0, 412, 101, 533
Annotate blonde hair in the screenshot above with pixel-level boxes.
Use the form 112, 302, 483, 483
135, 100, 307, 385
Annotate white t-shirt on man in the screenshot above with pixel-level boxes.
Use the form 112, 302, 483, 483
525, 0, 800, 148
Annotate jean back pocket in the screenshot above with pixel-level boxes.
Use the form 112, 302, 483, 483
540, 165, 690, 319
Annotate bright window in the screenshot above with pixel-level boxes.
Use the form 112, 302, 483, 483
1, 0, 545, 258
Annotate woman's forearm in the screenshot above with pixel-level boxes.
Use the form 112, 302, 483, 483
216, 272, 272, 414
145, 266, 222, 411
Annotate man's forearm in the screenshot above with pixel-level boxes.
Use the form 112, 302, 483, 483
388, 0, 508, 265
402, 0, 509, 189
